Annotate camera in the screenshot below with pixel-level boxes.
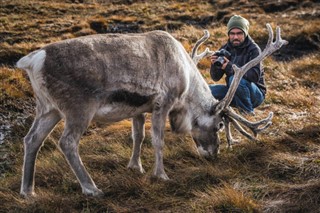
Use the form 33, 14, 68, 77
213, 49, 231, 68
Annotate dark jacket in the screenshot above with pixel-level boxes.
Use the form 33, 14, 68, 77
210, 36, 266, 95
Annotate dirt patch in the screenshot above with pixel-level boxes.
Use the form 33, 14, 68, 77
89, 19, 143, 33
256, 29, 320, 61
259, 0, 300, 13
263, 181, 320, 213
280, 33, 320, 60
0, 51, 25, 67
286, 125, 320, 144
0, 96, 34, 143
164, 14, 215, 27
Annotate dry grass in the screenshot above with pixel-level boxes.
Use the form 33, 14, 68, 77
193, 183, 261, 212
1, 0, 320, 212
0, 67, 32, 99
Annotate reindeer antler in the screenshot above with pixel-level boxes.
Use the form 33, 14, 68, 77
225, 108, 273, 137
222, 108, 273, 148
215, 24, 288, 114
191, 30, 215, 65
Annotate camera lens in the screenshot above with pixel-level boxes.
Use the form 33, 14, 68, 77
213, 56, 225, 68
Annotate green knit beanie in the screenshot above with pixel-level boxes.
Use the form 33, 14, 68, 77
227, 15, 250, 37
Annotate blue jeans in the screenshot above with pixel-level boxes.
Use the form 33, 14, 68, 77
209, 76, 264, 113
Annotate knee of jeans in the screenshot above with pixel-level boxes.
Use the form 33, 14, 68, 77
239, 78, 251, 87
209, 85, 228, 100
227, 76, 250, 87
235, 83, 250, 97
233, 99, 253, 113
253, 96, 265, 108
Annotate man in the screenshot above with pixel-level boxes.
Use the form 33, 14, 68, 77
209, 15, 265, 115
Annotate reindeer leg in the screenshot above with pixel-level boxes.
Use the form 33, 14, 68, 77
128, 114, 146, 173
151, 96, 175, 180
58, 114, 103, 196
21, 109, 61, 197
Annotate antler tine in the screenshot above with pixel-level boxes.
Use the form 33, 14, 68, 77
215, 24, 288, 113
191, 30, 209, 58
191, 30, 215, 65
253, 121, 273, 136
225, 108, 273, 137
266, 23, 273, 48
226, 109, 273, 128
276, 26, 289, 48
264, 24, 288, 57
228, 117, 258, 142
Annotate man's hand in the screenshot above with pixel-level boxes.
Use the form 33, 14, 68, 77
210, 55, 229, 70
221, 57, 229, 70
210, 55, 218, 64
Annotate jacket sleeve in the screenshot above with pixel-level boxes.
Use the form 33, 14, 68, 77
224, 61, 234, 76
210, 63, 225, 81
243, 45, 262, 83
210, 44, 230, 82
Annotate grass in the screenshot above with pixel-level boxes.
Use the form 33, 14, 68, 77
0, 67, 32, 99
1, 0, 320, 212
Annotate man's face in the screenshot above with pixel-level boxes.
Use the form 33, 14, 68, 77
229, 28, 245, 47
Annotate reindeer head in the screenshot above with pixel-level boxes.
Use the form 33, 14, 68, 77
190, 107, 225, 157
189, 24, 288, 157
169, 103, 224, 157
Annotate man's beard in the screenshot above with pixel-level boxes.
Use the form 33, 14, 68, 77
231, 39, 242, 47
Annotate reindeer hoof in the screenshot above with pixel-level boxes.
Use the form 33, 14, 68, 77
20, 190, 36, 199
159, 174, 170, 180
153, 172, 170, 181
93, 190, 104, 197
127, 161, 145, 174
82, 188, 104, 197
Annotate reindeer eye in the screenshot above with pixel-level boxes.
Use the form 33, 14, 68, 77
193, 120, 199, 127
218, 122, 224, 130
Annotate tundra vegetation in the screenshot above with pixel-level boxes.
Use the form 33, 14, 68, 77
0, 0, 319, 212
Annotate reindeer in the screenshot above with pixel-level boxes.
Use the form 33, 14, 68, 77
16, 24, 287, 197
